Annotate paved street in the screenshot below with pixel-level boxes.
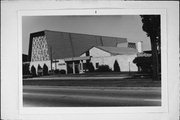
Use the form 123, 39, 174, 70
23, 85, 161, 107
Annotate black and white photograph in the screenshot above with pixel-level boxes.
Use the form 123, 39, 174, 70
22, 15, 162, 107
1, 1, 179, 120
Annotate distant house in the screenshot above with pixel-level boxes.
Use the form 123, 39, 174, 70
28, 30, 142, 75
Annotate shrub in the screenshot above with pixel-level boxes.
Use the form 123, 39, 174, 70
60, 69, 66, 74
96, 65, 112, 72
48, 70, 54, 75
133, 56, 152, 73
23, 63, 30, 75
43, 64, 48, 75
38, 65, 42, 70
54, 69, 60, 74
37, 64, 43, 76
31, 65, 37, 77
113, 60, 120, 72
87, 62, 95, 72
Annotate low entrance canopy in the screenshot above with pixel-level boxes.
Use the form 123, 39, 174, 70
64, 56, 91, 74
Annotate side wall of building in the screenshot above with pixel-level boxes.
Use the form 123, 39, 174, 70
90, 55, 138, 72
81, 47, 138, 72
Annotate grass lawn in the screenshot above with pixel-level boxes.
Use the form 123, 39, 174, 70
23, 72, 160, 87
35, 71, 153, 78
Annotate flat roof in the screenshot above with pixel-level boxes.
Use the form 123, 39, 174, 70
64, 56, 91, 62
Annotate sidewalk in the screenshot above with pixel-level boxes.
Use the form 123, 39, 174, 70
24, 76, 131, 80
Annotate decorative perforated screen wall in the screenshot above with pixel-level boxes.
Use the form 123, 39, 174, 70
31, 36, 50, 62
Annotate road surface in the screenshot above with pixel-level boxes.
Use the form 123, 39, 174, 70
23, 86, 161, 107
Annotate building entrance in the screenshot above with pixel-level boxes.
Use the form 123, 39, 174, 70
64, 56, 91, 74
66, 61, 80, 74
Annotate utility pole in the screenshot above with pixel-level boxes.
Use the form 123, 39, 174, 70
55, 59, 57, 70
50, 47, 58, 71
129, 62, 131, 74
69, 33, 75, 57
50, 46, 53, 71
140, 41, 143, 53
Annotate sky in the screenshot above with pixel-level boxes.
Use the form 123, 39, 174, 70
22, 15, 151, 54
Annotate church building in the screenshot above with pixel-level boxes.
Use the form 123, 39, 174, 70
28, 30, 142, 75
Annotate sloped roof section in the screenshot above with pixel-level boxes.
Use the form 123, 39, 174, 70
44, 30, 127, 59
96, 46, 138, 55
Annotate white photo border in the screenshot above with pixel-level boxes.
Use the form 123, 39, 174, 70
1, 1, 179, 120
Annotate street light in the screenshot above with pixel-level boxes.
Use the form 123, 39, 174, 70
129, 62, 130, 72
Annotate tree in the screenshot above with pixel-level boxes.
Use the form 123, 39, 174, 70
113, 60, 120, 72
23, 63, 30, 75
133, 56, 152, 73
31, 65, 36, 77
140, 15, 160, 81
43, 64, 48, 75
96, 65, 112, 72
87, 62, 95, 72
